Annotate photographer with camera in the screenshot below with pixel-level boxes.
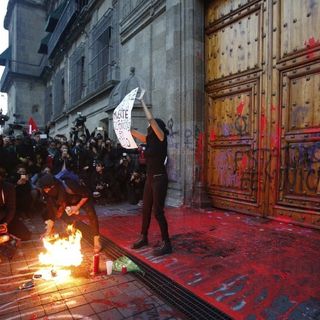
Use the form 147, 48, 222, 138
70, 112, 90, 146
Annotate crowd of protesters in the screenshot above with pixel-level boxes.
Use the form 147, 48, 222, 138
0, 123, 147, 220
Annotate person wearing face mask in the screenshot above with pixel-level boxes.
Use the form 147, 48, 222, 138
52, 144, 75, 174
130, 91, 172, 256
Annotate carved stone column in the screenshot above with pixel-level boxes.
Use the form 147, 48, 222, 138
165, 0, 211, 208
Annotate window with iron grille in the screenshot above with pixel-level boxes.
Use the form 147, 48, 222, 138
69, 43, 86, 106
88, 8, 118, 93
53, 68, 65, 117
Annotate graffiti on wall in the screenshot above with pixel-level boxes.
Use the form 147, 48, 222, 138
213, 143, 320, 198
165, 118, 206, 183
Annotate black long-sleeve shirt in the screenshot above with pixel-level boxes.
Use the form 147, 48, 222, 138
0, 182, 16, 225
145, 132, 167, 175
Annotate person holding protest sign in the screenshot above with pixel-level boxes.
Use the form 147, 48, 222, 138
130, 91, 172, 256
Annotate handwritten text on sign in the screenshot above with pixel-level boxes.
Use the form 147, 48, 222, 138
113, 87, 138, 149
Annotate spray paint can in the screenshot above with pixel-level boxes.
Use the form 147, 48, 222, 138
93, 254, 100, 274
121, 265, 127, 274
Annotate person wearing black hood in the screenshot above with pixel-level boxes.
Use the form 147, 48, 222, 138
130, 91, 172, 256
37, 173, 102, 253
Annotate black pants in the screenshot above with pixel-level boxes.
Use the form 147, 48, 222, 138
45, 199, 99, 236
141, 173, 169, 242
67, 198, 100, 236
82, 200, 100, 236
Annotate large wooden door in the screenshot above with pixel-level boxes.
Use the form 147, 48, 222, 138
205, 0, 320, 226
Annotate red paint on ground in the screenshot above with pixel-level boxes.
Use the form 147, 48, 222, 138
83, 207, 320, 320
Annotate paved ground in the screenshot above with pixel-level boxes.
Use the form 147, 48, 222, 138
0, 216, 187, 320
86, 204, 320, 320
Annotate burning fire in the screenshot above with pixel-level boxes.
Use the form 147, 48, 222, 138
39, 225, 83, 267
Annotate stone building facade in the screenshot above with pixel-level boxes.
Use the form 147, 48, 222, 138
0, 0, 206, 207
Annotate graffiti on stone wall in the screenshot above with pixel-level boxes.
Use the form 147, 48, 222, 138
165, 118, 206, 183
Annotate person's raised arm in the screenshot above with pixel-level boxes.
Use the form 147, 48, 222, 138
131, 129, 146, 143
138, 91, 164, 141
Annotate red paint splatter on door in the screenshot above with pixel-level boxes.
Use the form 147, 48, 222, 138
237, 101, 245, 116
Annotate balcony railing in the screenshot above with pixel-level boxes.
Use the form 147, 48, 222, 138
48, 0, 78, 57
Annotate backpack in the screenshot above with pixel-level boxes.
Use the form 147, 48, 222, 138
55, 169, 80, 195
55, 169, 80, 183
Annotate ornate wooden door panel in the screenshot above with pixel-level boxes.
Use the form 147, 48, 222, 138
269, 0, 320, 226
205, 0, 320, 226
205, 0, 268, 215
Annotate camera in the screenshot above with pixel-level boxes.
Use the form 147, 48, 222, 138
0, 114, 9, 126
75, 112, 86, 127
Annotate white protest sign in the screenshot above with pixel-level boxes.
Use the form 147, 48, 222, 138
113, 87, 138, 149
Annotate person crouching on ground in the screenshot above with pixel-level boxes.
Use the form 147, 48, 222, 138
37, 173, 102, 253
130, 91, 172, 256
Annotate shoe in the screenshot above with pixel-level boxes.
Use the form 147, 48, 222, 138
153, 241, 172, 256
94, 235, 102, 253
131, 235, 148, 249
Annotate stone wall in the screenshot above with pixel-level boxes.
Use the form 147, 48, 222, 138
4, 0, 207, 206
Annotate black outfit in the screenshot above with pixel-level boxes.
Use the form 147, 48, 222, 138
42, 178, 99, 236
89, 169, 113, 202
52, 152, 76, 174
140, 127, 169, 242
0, 181, 31, 241
9, 174, 33, 217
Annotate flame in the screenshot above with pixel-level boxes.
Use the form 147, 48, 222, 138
39, 225, 83, 267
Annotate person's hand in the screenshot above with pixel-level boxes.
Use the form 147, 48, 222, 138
19, 157, 28, 163
17, 175, 28, 185
137, 89, 145, 101
68, 206, 80, 216
0, 223, 8, 234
